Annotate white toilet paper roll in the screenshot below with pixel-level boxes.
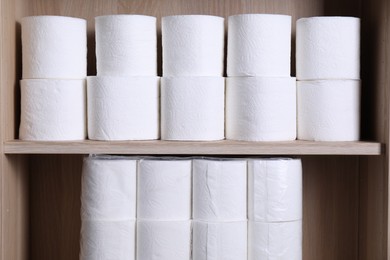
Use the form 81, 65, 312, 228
22, 16, 87, 79
296, 16, 360, 80
193, 159, 247, 221
80, 219, 135, 260
137, 220, 191, 260
81, 156, 137, 221
138, 159, 192, 220
161, 77, 225, 141
193, 221, 247, 260
87, 76, 160, 140
227, 14, 291, 77
248, 220, 302, 260
226, 77, 296, 141
297, 80, 361, 141
95, 15, 157, 76
19, 79, 86, 141
248, 158, 302, 222
162, 15, 224, 76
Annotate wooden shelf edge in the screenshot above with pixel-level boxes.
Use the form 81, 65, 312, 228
2, 140, 383, 155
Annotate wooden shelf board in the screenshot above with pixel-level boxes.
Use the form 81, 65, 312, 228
3, 140, 383, 155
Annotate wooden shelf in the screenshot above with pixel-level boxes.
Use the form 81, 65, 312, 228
3, 139, 383, 155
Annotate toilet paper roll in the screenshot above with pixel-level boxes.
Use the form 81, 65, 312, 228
80, 219, 135, 260
137, 220, 191, 260
95, 15, 157, 76
138, 159, 192, 220
296, 16, 360, 80
248, 158, 302, 222
193, 159, 247, 221
248, 220, 302, 260
297, 80, 360, 141
162, 15, 224, 76
81, 156, 137, 221
87, 76, 160, 140
227, 14, 291, 77
226, 77, 296, 141
193, 221, 247, 260
19, 79, 86, 140
161, 77, 225, 141
22, 16, 87, 79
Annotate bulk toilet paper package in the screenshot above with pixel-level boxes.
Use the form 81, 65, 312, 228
79, 155, 302, 260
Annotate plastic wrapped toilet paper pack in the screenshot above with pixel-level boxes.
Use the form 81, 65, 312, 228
227, 14, 291, 77
138, 159, 192, 220
226, 77, 296, 141
81, 156, 137, 221
193, 221, 247, 260
95, 15, 157, 76
297, 80, 360, 141
19, 79, 86, 140
22, 16, 87, 79
161, 77, 225, 141
87, 76, 160, 140
137, 220, 191, 260
296, 16, 360, 80
249, 220, 302, 260
80, 219, 135, 260
193, 159, 247, 221
248, 158, 302, 222
162, 15, 224, 76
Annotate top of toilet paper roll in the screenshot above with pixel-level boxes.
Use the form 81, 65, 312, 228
229, 13, 291, 19
296, 16, 360, 80
297, 15, 360, 23
162, 14, 224, 21
95, 14, 156, 20
22, 15, 87, 23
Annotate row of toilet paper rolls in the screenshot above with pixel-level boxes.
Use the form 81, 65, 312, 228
22, 14, 360, 79
80, 156, 302, 260
20, 77, 360, 141
20, 14, 360, 142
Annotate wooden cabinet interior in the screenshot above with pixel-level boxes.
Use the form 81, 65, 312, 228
1, 0, 389, 259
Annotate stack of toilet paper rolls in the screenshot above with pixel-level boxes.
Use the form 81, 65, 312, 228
161, 15, 225, 141
87, 15, 160, 140
296, 16, 361, 141
137, 158, 192, 260
19, 15, 87, 140
248, 158, 303, 260
192, 159, 248, 260
80, 156, 137, 260
226, 14, 296, 141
